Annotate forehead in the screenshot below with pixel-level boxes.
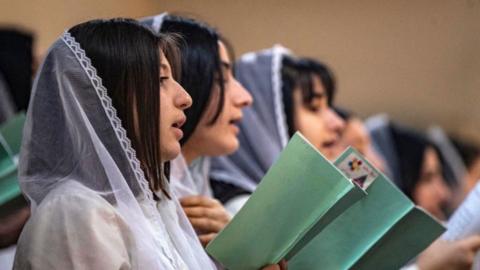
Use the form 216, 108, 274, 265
218, 41, 230, 63
159, 50, 171, 70
311, 74, 326, 96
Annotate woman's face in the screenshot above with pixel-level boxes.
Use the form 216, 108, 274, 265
159, 52, 193, 161
183, 41, 253, 159
340, 118, 386, 172
293, 75, 345, 161
413, 147, 452, 220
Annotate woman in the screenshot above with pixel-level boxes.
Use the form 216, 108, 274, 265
142, 14, 253, 246
391, 124, 452, 220
210, 51, 345, 214
13, 18, 215, 269
334, 107, 386, 172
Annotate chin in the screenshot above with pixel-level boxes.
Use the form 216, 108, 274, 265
162, 144, 181, 162
214, 138, 239, 156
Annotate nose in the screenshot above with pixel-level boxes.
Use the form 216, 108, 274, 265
327, 108, 346, 135
436, 178, 452, 203
231, 78, 253, 108
174, 81, 192, 110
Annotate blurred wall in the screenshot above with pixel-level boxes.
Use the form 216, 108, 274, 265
1, 0, 479, 141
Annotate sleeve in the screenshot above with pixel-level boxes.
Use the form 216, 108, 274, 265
13, 191, 135, 270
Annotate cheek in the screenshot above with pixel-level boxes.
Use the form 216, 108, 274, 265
296, 111, 327, 144
414, 183, 435, 206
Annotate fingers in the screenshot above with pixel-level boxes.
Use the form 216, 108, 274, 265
189, 217, 225, 233
260, 260, 288, 270
199, 233, 216, 247
460, 235, 480, 252
183, 206, 230, 223
180, 196, 221, 208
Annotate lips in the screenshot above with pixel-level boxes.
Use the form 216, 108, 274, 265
172, 116, 186, 129
171, 115, 186, 139
322, 138, 338, 149
228, 115, 242, 133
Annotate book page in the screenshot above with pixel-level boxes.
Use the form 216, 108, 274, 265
443, 182, 480, 241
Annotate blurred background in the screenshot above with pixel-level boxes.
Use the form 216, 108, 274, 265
0, 0, 479, 142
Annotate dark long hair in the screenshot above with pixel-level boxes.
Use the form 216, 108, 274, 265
391, 124, 443, 199
281, 56, 337, 137
69, 18, 180, 193
160, 15, 225, 145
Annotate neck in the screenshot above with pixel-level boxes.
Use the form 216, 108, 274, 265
182, 143, 200, 165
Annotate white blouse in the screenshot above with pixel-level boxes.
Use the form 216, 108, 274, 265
13, 181, 188, 270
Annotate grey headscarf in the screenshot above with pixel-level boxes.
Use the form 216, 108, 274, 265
210, 46, 292, 192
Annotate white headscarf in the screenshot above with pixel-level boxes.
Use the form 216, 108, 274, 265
170, 154, 213, 198
18, 31, 215, 269
209, 46, 292, 192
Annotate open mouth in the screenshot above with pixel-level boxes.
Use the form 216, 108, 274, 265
172, 117, 186, 129
322, 139, 338, 149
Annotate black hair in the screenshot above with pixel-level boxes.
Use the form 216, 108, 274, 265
160, 15, 225, 145
281, 56, 337, 137
391, 124, 442, 199
69, 18, 180, 195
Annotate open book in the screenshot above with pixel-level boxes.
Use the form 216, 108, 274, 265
206, 132, 445, 270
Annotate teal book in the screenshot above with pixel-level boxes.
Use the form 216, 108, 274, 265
288, 147, 445, 269
0, 113, 26, 207
206, 133, 365, 270
207, 133, 445, 270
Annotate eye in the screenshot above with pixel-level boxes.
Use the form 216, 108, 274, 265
307, 104, 322, 113
160, 76, 169, 84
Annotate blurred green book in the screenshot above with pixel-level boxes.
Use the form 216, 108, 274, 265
288, 147, 445, 269
0, 113, 26, 207
207, 133, 445, 270
206, 133, 365, 270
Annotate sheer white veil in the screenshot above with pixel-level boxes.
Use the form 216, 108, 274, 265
19, 30, 215, 269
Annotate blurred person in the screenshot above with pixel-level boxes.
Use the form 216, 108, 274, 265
149, 14, 287, 269
390, 124, 452, 220
210, 53, 344, 214
142, 13, 251, 247
334, 107, 386, 172
451, 137, 480, 196
0, 29, 34, 111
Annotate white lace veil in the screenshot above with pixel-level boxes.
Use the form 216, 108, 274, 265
19, 31, 215, 269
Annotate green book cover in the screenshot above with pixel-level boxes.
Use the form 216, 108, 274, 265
288, 147, 445, 270
0, 140, 19, 206
206, 133, 365, 270
0, 113, 26, 206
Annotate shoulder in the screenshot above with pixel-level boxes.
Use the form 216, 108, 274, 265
37, 181, 117, 220
15, 181, 134, 269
